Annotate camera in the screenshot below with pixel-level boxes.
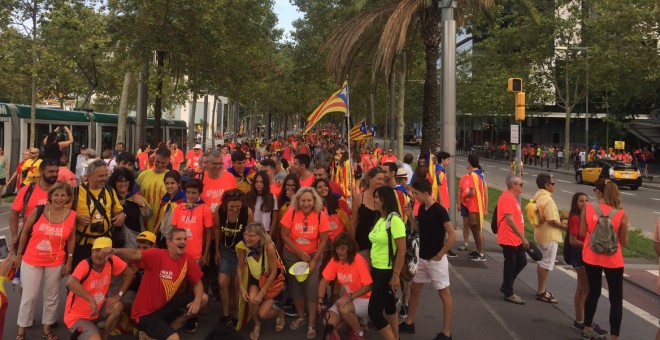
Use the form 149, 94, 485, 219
90, 221, 105, 234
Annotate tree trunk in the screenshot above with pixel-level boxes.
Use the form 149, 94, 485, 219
29, 2, 37, 149
188, 91, 197, 150
420, 3, 442, 155
117, 72, 131, 145
370, 71, 376, 146
136, 62, 149, 148
396, 53, 407, 158
563, 75, 572, 170
153, 50, 165, 143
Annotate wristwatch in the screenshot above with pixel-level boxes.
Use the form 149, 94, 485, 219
118, 291, 124, 297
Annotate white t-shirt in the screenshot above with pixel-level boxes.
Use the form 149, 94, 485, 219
579, 151, 586, 162
254, 194, 278, 231
402, 163, 414, 184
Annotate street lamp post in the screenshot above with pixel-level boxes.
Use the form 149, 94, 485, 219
556, 45, 589, 151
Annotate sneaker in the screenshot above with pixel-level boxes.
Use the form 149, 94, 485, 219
470, 253, 486, 262
446, 250, 458, 258
283, 304, 298, 317
458, 243, 469, 251
399, 304, 408, 318
433, 332, 453, 340
581, 327, 607, 339
398, 321, 415, 334
218, 315, 232, 326
572, 321, 585, 331
591, 323, 609, 336
467, 250, 479, 257
183, 317, 198, 333
349, 331, 365, 340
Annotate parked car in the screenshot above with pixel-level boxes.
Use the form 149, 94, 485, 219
576, 159, 642, 190
403, 134, 422, 146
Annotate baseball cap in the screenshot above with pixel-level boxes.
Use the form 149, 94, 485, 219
137, 231, 156, 244
92, 237, 113, 249
80, 144, 87, 149
395, 168, 407, 178
194, 144, 202, 149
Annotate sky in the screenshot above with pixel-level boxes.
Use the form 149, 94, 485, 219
273, 0, 301, 36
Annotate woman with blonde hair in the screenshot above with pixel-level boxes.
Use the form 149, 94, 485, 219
280, 186, 330, 339
579, 178, 628, 340
236, 222, 286, 339
14, 182, 76, 340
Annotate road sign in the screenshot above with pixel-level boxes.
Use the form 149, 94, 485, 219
614, 141, 625, 149
511, 124, 520, 144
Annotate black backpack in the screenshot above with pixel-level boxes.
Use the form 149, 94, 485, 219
490, 205, 499, 234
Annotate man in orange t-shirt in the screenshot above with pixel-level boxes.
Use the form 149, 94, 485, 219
380, 148, 398, 164
64, 237, 134, 340
497, 174, 528, 303
457, 155, 488, 261
186, 145, 203, 173
200, 151, 237, 213
169, 142, 184, 171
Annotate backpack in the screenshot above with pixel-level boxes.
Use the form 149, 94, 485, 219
563, 230, 572, 265
490, 205, 499, 234
525, 198, 542, 226
385, 212, 419, 281
69, 256, 115, 308
589, 203, 619, 255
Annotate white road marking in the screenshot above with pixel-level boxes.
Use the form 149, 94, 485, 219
650, 198, 660, 201
557, 179, 572, 183
654, 212, 660, 215
485, 165, 495, 168
561, 190, 575, 194
557, 266, 659, 326
499, 168, 510, 171
646, 270, 659, 276
0, 211, 11, 215
620, 192, 635, 196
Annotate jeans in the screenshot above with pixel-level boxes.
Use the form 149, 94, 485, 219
368, 268, 397, 330
500, 244, 527, 297
584, 263, 624, 336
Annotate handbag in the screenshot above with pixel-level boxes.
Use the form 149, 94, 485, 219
526, 242, 543, 262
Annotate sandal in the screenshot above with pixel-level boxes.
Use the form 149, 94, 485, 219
306, 326, 317, 339
249, 324, 261, 340
275, 309, 285, 332
42, 332, 59, 340
16, 336, 25, 340
505, 294, 525, 305
290, 317, 306, 330
536, 290, 558, 304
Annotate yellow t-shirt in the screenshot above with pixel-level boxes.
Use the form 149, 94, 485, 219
72, 184, 124, 245
533, 189, 562, 244
21, 158, 42, 185
137, 169, 167, 232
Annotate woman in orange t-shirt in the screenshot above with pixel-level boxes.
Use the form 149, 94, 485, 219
579, 179, 628, 339
280, 187, 329, 339
14, 182, 76, 340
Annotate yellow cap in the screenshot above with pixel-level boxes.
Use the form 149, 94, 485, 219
92, 237, 113, 249
137, 231, 156, 244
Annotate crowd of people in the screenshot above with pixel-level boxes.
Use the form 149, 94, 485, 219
0, 124, 638, 340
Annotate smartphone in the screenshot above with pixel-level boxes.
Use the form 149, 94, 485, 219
0, 236, 8, 260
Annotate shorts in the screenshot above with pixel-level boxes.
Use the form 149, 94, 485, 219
468, 212, 481, 228
68, 304, 110, 340
0, 178, 5, 185
219, 244, 238, 275
135, 292, 195, 340
568, 247, 584, 268
537, 241, 558, 271
460, 204, 469, 218
412, 257, 450, 290
328, 297, 369, 318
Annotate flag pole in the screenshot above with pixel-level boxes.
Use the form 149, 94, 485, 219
345, 78, 353, 201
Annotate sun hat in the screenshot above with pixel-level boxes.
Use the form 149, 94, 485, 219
288, 262, 310, 282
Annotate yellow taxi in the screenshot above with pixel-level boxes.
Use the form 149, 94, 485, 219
576, 159, 642, 190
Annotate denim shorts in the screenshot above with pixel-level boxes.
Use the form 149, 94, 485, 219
219, 244, 238, 275
569, 247, 584, 268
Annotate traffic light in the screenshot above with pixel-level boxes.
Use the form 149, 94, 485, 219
515, 92, 525, 121
508, 78, 523, 93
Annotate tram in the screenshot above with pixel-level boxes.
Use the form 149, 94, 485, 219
0, 102, 187, 173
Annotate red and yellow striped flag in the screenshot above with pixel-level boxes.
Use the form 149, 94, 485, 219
428, 150, 439, 201
304, 81, 348, 133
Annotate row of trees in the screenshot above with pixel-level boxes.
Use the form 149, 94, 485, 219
1, 0, 657, 154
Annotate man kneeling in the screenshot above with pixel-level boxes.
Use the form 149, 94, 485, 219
104, 227, 208, 340
65, 237, 134, 340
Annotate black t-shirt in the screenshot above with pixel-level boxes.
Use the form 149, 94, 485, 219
417, 202, 451, 260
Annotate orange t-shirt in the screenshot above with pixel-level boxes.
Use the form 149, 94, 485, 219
299, 174, 314, 188
64, 255, 127, 328
496, 190, 524, 246
186, 150, 202, 172
12, 183, 49, 218
582, 203, 625, 268
380, 155, 398, 164
280, 208, 330, 254
22, 210, 76, 267
460, 173, 484, 213
201, 172, 237, 213
270, 183, 282, 198
171, 203, 214, 260
322, 253, 372, 299
170, 149, 184, 170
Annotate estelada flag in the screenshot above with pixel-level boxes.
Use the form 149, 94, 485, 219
428, 150, 439, 201
304, 81, 348, 133
349, 119, 369, 141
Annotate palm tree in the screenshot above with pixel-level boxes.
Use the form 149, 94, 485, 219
324, 0, 539, 153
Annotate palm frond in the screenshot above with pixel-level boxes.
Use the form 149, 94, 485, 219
374, 0, 423, 76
